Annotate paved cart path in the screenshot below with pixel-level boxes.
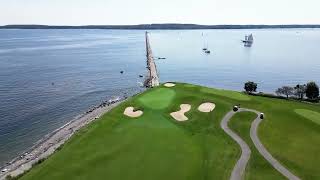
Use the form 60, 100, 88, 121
221, 108, 300, 180
250, 111, 301, 180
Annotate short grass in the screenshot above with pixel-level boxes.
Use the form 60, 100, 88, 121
19, 83, 320, 180
138, 88, 176, 109
294, 109, 320, 125
229, 112, 286, 180
201, 86, 251, 101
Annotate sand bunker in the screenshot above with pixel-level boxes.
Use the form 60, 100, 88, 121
164, 83, 176, 87
124, 107, 143, 118
198, 102, 216, 112
170, 104, 191, 121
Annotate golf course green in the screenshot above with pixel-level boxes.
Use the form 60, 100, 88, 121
229, 112, 286, 180
19, 83, 320, 180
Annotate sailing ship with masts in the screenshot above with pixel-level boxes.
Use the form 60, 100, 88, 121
202, 44, 210, 54
202, 34, 211, 54
203, 44, 210, 54
242, 34, 254, 47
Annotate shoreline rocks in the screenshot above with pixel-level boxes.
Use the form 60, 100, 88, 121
0, 95, 128, 179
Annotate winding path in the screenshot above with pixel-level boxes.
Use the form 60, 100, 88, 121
221, 109, 252, 180
250, 112, 301, 180
221, 108, 300, 180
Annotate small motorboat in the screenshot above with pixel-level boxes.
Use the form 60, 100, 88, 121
204, 50, 211, 54
120, 71, 124, 74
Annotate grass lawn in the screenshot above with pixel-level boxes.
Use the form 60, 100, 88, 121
19, 83, 320, 180
229, 112, 286, 180
294, 109, 320, 125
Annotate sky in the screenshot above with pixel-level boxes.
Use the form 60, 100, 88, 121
0, 0, 319, 25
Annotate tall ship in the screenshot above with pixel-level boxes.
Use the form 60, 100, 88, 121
242, 34, 254, 47
242, 34, 254, 43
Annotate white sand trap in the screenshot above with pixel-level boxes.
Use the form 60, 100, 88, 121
124, 107, 143, 118
170, 104, 191, 121
164, 83, 176, 87
198, 102, 216, 112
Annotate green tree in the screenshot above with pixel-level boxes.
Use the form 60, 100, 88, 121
294, 84, 306, 100
275, 86, 294, 99
244, 81, 257, 93
306, 82, 319, 100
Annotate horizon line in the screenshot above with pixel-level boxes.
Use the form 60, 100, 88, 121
1, 24, 320, 29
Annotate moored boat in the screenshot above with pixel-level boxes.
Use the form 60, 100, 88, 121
242, 34, 254, 43
242, 34, 254, 47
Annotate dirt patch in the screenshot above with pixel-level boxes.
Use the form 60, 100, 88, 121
170, 104, 191, 121
164, 83, 176, 87
124, 107, 143, 118
198, 102, 216, 112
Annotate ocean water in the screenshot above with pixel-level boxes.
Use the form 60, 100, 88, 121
0, 29, 320, 166
0, 29, 146, 166
150, 29, 320, 91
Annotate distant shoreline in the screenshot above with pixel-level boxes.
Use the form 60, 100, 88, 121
1, 24, 320, 30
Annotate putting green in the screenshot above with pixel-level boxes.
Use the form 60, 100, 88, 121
294, 109, 320, 125
138, 88, 176, 109
201, 87, 250, 101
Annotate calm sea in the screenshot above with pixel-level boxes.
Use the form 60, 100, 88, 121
0, 29, 319, 165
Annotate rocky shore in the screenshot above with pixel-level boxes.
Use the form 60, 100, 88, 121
0, 96, 126, 180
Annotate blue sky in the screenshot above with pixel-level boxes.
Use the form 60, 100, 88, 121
0, 0, 319, 25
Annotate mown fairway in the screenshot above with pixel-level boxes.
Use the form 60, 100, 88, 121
229, 112, 286, 180
20, 83, 320, 180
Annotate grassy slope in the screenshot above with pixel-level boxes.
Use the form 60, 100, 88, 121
203, 84, 320, 179
294, 109, 320, 125
244, 97, 320, 179
229, 112, 286, 180
20, 83, 320, 180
